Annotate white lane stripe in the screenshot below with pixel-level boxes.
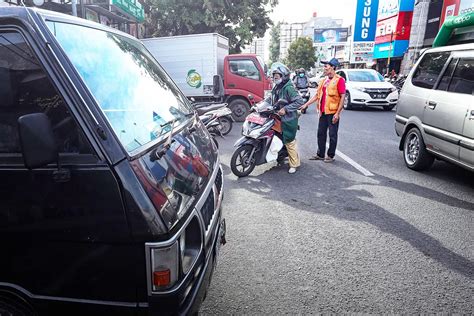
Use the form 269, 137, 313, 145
335, 149, 375, 177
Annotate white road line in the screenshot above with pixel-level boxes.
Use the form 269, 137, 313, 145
335, 149, 375, 177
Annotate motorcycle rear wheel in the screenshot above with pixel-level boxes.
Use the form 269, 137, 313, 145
231, 144, 256, 177
218, 117, 233, 135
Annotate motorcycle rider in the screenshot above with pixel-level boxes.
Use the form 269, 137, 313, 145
271, 64, 304, 174
293, 68, 309, 89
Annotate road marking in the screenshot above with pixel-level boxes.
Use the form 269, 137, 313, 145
335, 149, 375, 177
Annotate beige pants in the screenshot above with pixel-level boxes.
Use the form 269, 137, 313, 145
285, 140, 300, 168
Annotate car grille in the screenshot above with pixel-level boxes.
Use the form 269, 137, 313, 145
215, 167, 223, 196
199, 166, 223, 232
200, 188, 215, 231
365, 88, 392, 100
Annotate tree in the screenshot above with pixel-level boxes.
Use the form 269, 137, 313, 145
144, 0, 278, 54
285, 37, 317, 70
268, 22, 281, 64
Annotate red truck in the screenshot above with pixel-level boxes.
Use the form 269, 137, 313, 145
142, 34, 272, 121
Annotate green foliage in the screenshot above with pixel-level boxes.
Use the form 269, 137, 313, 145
285, 37, 316, 70
268, 22, 280, 64
144, 0, 278, 54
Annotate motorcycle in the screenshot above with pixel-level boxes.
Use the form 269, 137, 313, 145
194, 102, 234, 136
230, 99, 288, 177
393, 74, 407, 92
296, 86, 310, 114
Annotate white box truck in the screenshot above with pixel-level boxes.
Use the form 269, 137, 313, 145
142, 33, 271, 121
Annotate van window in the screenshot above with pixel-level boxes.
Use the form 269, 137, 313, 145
0, 31, 92, 155
229, 59, 261, 81
448, 58, 474, 95
47, 21, 193, 153
411, 52, 450, 89
437, 58, 457, 91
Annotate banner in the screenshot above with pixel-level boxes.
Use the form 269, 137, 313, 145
314, 28, 349, 43
353, 0, 380, 42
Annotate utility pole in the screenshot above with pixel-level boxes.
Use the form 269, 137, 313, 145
387, 31, 394, 76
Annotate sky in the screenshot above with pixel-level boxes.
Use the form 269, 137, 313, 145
269, 0, 357, 26
262, 0, 358, 60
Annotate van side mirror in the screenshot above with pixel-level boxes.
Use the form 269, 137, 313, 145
213, 75, 224, 99
18, 113, 58, 169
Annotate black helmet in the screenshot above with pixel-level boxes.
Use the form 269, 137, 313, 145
298, 68, 305, 73
271, 64, 290, 81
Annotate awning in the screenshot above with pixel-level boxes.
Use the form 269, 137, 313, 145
84, 4, 135, 24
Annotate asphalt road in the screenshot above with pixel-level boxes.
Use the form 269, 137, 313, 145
200, 102, 473, 314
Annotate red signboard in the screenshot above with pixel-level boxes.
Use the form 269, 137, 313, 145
375, 11, 413, 44
440, 0, 460, 25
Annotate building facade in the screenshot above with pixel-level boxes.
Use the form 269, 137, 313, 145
2, 0, 145, 38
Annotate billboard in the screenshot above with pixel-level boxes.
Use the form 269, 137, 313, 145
314, 28, 349, 43
353, 0, 380, 42
440, 0, 474, 25
378, 0, 399, 20
424, 0, 443, 42
373, 0, 415, 59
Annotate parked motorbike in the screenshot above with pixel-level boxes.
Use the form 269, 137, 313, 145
230, 99, 288, 177
393, 74, 407, 92
195, 102, 234, 136
296, 86, 310, 114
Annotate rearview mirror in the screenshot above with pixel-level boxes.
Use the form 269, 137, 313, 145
18, 113, 58, 169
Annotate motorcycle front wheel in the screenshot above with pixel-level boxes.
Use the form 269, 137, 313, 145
218, 117, 233, 135
231, 144, 256, 177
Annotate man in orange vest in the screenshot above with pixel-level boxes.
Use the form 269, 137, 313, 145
301, 58, 345, 162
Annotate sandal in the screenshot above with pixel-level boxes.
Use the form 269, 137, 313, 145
309, 155, 324, 160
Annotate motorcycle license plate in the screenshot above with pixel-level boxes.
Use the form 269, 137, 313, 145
246, 113, 266, 125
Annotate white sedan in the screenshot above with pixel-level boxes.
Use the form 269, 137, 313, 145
336, 69, 398, 111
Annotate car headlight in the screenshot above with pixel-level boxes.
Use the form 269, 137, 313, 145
354, 87, 366, 93
390, 87, 397, 92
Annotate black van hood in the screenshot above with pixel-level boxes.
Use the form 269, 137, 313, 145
131, 118, 217, 229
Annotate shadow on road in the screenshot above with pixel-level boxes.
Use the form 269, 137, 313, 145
225, 162, 474, 279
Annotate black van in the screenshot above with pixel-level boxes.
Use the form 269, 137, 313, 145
0, 7, 225, 315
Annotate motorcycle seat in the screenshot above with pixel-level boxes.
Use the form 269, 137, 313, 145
195, 103, 227, 115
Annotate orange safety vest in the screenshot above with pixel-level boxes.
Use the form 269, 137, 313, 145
316, 74, 343, 115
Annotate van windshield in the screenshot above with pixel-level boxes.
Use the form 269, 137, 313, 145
46, 21, 193, 153
348, 71, 384, 82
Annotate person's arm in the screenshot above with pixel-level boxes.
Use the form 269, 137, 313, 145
332, 78, 346, 123
278, 86, 304, 115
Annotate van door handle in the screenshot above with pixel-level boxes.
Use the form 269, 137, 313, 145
427, 101, 437, 109
228, 83, 235, 88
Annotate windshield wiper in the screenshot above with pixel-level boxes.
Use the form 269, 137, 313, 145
152, 118, 177, 160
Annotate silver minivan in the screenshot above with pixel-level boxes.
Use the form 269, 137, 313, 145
395, 43, 474, 172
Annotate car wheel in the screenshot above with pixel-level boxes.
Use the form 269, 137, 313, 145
343, 91, 352, 110
403, 127, 434, 171
383, 105, 395, 111
229, 99, 250, 122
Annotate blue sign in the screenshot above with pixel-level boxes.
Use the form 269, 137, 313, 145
373, 40, 409, 59
353, 0, 380, 42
